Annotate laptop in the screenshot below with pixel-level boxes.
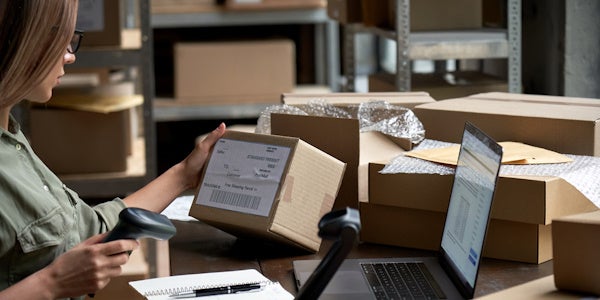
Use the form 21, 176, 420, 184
293, 122, 503, 300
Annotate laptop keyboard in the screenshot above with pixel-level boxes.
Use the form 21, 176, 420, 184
361, 262, 447, 299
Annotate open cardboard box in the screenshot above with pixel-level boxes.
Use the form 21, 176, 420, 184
364, 161, 598, 263
189, 130, 345, 252
413, 92, 600, 156
270, 92, 435, 210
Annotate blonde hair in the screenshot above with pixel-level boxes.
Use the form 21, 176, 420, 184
0, 0, 78, 109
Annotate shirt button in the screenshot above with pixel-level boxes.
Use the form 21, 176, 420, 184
15, 144, 21, 150
43, 185, 49, 192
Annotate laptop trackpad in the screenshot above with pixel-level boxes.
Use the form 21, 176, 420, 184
299, 271, 370, 294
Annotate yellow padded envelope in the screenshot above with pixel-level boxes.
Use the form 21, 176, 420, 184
406, 141, 573, 166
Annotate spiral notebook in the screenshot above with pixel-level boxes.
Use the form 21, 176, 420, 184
129, 269, 293, 299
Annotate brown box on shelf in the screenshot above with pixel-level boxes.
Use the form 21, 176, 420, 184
413, 92, 600, 156
223, 0, 325, 10
360, 202, 553, 264
364, 161, 597, 263
368, 71, 509, 100
270, 92, 435, 210
30, 95, 143, 174
362, 0, 482, 31
553, 210, 600, 295
189, 130, 345, 252
151, 0, 219, 14
174, 39, 295, 104
327, 0, 363, 24
76, 0, 122, 47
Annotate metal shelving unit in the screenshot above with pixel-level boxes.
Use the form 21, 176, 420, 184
60, 0, 156, 197
343, 0, 522, 93
151, 7, 340, 122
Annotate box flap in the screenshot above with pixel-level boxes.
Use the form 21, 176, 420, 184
416, 97, 600, 121
271, 113, 360, 210
281, 91, 435, 109
470, 92, 600, 107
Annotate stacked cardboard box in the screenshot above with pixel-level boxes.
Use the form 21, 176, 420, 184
360, 92, 600, 263
364, 162, 597, 263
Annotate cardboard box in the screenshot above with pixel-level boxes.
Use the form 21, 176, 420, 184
365, 162, 598, 263
76, 0, 122, 47
271, 92, 435, 210
189, 130, 346, 252
151, 0, 218, 14
327, 0, 363, 24
30, 95, 142, 174
368, 162, 597, 225
281, 91, 435, 109
360, 202, 553, 264
174, 40, 295, 104
85, 247, 149, 300
362, 0, 482, 31
369, 72, 509, 100
224, 0, 325, 10
413, 92, 600, 156
553, 210, 600, 295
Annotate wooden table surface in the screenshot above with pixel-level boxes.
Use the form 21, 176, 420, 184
169, 220, 554, 298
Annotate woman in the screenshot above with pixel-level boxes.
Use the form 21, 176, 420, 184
0, 1, 226, 299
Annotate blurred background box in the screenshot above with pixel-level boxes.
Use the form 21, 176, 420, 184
369, 71, 508, 100
224, 0, 325, 10
76, 0, 122, 47
174, 39, 295, 104
151, 0, 219, 14
327, 0, 363, 24
84, 246, 149, 300
30, 95, 142, 174
362, 0, 482, 31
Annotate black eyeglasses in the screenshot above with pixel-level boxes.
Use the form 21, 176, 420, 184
67, 30, 84, 54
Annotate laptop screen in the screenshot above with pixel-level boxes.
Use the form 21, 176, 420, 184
439, 122, 503, 295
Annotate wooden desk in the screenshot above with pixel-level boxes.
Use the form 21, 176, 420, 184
169, 220, 554, 297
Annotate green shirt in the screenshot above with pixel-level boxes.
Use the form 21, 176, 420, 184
0, 116, 126, 298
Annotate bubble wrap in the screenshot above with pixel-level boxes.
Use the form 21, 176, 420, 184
255, 99, 425, 144
381, 139, 600, 208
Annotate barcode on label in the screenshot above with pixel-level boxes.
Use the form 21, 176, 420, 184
209, 190, 261, 210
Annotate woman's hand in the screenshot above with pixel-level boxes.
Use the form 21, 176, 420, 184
42, 233, 140, 298
180, 122, 226, 189
122, 122, 226, 212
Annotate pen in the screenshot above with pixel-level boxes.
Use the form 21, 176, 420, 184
169, 283, 263, 298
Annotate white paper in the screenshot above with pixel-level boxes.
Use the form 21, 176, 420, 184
196, 138, 291, 217
129, 269, 293, 300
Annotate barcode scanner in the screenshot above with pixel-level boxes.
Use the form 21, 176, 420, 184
295, 207, 361, 300
102, 207, 176, 243
90, 208, 177, 298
